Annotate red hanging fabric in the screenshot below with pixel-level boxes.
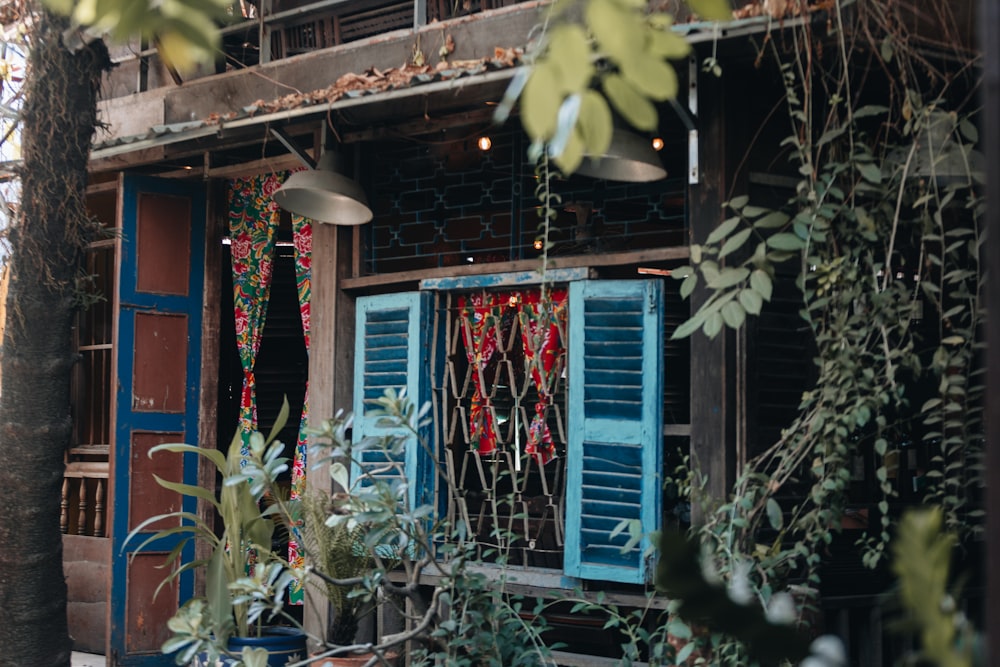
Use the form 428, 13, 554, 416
518, 289, 567, 465
458, 292, 507, 456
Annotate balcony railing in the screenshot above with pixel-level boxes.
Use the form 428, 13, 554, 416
61, 461, 109, 538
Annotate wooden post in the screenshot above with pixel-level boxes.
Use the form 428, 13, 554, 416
302, 220, 341, 648
980, 0, 999, 658
687, 62, 741, 522
196, 178, 224, 596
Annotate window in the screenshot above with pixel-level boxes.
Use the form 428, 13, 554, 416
353, 279, 664, 584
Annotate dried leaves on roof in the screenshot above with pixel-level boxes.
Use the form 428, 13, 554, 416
207, 45, 522, 124
731, 0, 834, 20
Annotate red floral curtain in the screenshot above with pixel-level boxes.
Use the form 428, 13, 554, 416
458, 289, 567, 464
518, 289, 567, 465
287, 214, 311, 605
228, 173, 283, 461
458, 292, 506, 456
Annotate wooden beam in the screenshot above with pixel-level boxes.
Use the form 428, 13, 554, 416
340, 246, 690, 291
342, 107, 499, 142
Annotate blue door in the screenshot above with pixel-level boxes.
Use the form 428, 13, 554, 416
108, 175, 205, 665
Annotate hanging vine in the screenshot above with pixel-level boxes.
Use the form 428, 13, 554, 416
667, 1, 984, 658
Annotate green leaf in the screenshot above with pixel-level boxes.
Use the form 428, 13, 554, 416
750, 269, 773, 301
671, 265, 694, 279
739, 288, 763, 315
858, 161, 882, 184
727, 195, 749, 210
742, 205, 768, 218
921, 398, 943, 412
766, 498, 783, 530
817, 126, 845, 147
553, 128, 586, 174
719, 228, 752, 259
854, 104, 889, 119
666, 617, 692, 639
547, 24, 594, 94
330, 462, 350, 491
602, 74, 658, 131
680, 274, 697, 299
685, 0, 733, 21
577, 90, 614, 159
703, 311, 724, 338
620, 54, 678, 101
699, 260, 719, 284
880, 36, 893, 63
754, 211, 790, 229
721, 301, 746, 328
766, 233, 805, 251
647, 25, 691, 59
706, 216, 741, 244
707, 267, 750, 289
522, 63, 562, 141
672, 313, 705, 339
587, 0, 643, 66
959, 118, 979, 143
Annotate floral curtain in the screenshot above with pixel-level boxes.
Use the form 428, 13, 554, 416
458, 292, 505, 456
228, 173, 283, 461
518, 289, 567, 465
287, 214, 312, 605
458, 289, 567, 464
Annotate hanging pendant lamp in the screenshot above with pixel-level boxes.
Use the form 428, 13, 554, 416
273, 151, 373, 225
575, 126, 667, 183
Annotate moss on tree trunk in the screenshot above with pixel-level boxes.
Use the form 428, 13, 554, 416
0, 5, 109, 665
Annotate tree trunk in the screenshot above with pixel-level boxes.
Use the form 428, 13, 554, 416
0, 5, 109, 666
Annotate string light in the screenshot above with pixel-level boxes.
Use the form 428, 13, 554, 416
477, 136, 492, 151
651, 137, 664, 151
533, 239, 544, 250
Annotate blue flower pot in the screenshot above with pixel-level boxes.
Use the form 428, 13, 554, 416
230, 627, 307, 666
194, 627, 308, 666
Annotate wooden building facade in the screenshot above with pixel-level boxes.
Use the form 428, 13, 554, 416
62, 0, 981, 664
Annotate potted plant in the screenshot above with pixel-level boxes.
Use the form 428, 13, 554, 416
300, 491, 375, 648
125, 402, 307, 667
295, 414, 408, 667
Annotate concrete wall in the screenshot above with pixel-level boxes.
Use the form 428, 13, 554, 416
64, 535, 109, 655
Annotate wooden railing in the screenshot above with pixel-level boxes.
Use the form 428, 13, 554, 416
61, 461, 109, 538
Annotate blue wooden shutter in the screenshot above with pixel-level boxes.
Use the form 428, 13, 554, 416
352, 292, 434, 513
565, 280, 664, 584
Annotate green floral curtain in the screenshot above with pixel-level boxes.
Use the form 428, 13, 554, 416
287, 213, 311, 605
228, 173, 283, 460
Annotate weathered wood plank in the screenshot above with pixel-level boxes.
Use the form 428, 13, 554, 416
342, 247, 689, 291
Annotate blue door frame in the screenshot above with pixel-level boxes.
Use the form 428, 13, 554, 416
108, 174, 206, 666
